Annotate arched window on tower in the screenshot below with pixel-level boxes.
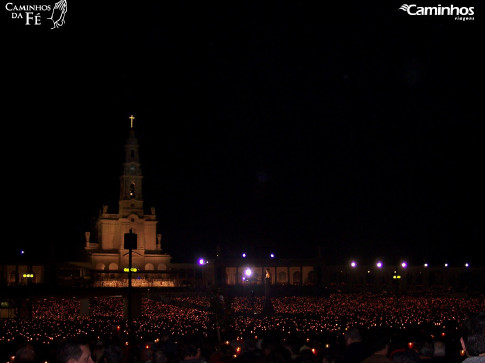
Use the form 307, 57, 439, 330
130, 182, 136, 198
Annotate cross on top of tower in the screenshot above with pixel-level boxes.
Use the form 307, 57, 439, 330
129, 115, 135, 128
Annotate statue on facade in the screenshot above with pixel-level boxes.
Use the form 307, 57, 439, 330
157, 234, 162, 250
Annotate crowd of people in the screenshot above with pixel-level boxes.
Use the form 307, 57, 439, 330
1, 293, 484, 363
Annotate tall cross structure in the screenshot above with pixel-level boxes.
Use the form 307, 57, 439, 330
129, 115, 135, 128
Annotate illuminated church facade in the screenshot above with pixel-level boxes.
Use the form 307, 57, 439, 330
85, 117, 173, 287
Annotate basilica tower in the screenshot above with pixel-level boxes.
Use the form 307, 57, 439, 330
119, 116, 144, 217
85, 116, 172, 286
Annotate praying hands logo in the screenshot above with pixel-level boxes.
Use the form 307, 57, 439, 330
48, 0, 67, 29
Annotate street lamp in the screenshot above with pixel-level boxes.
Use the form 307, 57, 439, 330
242, 268, 252, 282
198, 258, 207, 265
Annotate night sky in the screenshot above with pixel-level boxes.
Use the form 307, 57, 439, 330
3, 1, 482, 265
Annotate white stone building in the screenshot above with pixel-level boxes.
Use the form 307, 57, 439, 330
85, 117, 172, 286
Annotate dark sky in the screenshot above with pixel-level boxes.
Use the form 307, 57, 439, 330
3, 1, 483, 265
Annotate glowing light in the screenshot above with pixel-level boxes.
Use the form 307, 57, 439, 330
401, 261, 407, 268
245, 268, 252, 277
424, 263, 428, 268
270, 253, 275, 258
123, 268, 137, 272
465, 263, 469, 268
242, 253, 247, 258
444, 263, 448, 268
376, 261, 383, 269
351, 261, 357, 268
198, 258, 205, 265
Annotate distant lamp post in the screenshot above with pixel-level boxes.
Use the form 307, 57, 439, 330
263, 268, 274, 315
244, 268, 252, 278
376, 261, 383, 269
350, 261, 357, 268
270, 253, 275, 259
401, 261, 407, 269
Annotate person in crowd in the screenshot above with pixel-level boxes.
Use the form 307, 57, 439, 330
14, 344, 36, 363
101, 345, 123, 363
159, 332, 177, 362
362, 330, 391, 363
338, 327, 366, 363
235, 338, 262, 362
208, 344, 234, 363
92, 342, 105, 363
152, 349, 167, 363
260, 336, 292, 363
177, 336, 205, 363
392, 350, 421, 363
140, 348, 153, 363
294, 347, 317, 363
460, 312, 485, 363
56, 336, 95, 363
430, 341, 447, 363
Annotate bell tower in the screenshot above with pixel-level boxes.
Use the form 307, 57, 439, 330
86, 114, 172, 285
119, 115, 144, 217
